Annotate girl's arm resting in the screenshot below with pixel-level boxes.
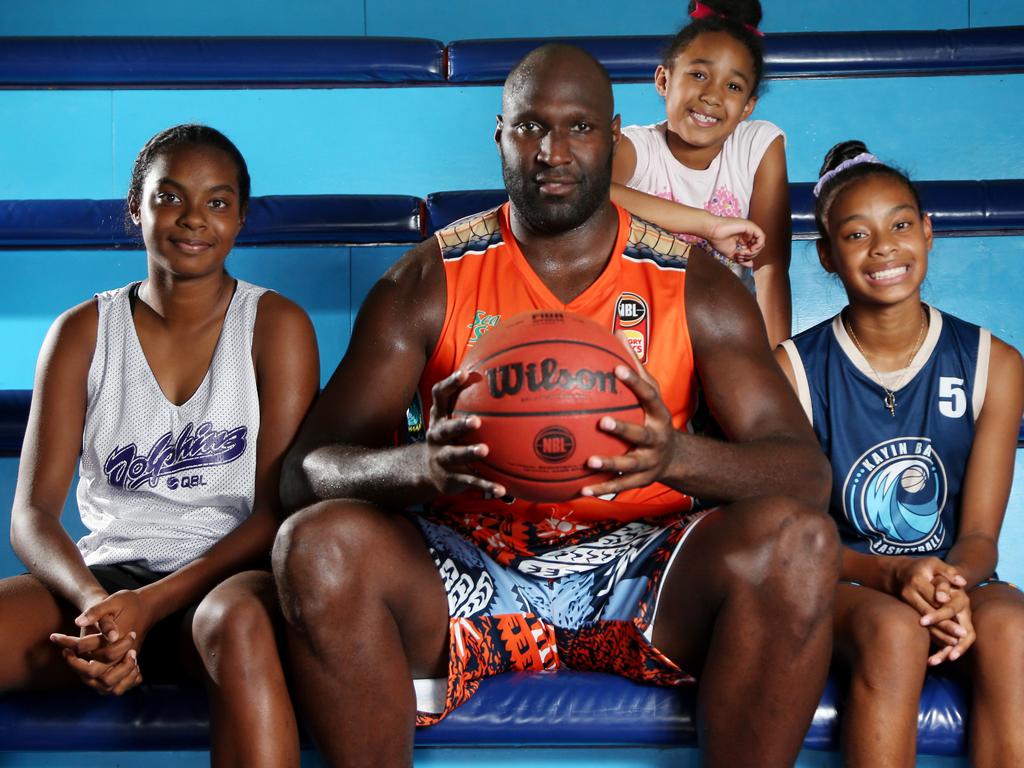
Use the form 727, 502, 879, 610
748, 136, 792, 347
11, 301, 110, 614
945, 337, 1024, 587
610, 183, 764, 259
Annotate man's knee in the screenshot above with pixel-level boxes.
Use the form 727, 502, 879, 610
728, 497, 839, 628
272, 500, 388, 629
728, 497, 838, 579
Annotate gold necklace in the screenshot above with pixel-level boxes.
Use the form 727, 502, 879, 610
845, 305, 928, 418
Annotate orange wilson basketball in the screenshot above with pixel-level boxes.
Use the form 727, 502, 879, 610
454, 310, 643, 502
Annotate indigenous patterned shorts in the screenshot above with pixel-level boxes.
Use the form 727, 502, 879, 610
413, 510, 709, 725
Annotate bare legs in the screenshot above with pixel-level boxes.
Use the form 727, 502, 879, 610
835, 580, 1024, 768
193, 570, 300, 768
652, 497, 839, 767
0, 574, 80, 689
274, 497, 839, 768
0, 569, 299, 768
965, 582, 1024, 768
834, 583, 930, 768
273, 502, 449, 768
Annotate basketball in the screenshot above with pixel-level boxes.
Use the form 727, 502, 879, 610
900, 464, 928, 493
454, 310, 643, 502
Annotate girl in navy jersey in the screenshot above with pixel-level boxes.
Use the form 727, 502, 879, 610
0, 125, 318, 767
776, 140, 1024, 767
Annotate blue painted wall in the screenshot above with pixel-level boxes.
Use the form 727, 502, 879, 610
2, 75, 1024, 203
6, 0, 1023, 36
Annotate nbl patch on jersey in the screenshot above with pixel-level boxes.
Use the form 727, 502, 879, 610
612, 292, 649, 364
842, 437, 948, 555
104, 421, 248, 492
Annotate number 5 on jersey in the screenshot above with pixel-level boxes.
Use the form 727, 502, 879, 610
939, 376, 966, 418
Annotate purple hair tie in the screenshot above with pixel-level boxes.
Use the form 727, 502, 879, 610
813, 152, 881, 198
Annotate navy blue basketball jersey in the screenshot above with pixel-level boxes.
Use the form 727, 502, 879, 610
782, 306, 991, 557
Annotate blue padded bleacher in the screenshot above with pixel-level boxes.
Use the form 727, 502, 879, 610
0, 668, 969, 755
4, 27, 1021, 90
0, 195, 424, 248
426, 180, 1024, 238
0, 37, 445, 88
446, 26, 1024, 83
0, 390, 29, 457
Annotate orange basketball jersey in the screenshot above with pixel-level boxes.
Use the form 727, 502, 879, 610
419, 202, 702, 526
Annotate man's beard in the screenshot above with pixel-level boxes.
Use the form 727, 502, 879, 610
501, 153, 612, 235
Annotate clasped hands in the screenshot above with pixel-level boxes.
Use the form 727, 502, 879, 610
894, 557, 974, 666
49, 589, 152, 695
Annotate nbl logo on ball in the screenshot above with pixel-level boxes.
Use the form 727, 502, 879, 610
534, 426, 576, 463
842, 437, 948, 555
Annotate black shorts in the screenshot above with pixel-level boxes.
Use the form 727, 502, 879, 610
88, 563, 199, 683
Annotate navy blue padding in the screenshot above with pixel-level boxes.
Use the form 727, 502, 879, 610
0, 669, 969, 754
418, 672, 697, 746
0, 200, 135, 248
0, 390, 31, 457
792, 180, 1024, 239
0, 196, 424, 249
240, 195, 425, 245
0, 686, 211, 750
426, 181, 1024, 239
425, 189, 508, 233
916, 671, 968, 756
446, 26, 1024, 83
0, 38, 445, 88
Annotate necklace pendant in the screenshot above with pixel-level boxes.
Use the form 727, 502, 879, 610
884, 391, 896, 417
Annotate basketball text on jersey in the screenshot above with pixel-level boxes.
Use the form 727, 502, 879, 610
842, 436, 948, 555
104, 421, 249, 491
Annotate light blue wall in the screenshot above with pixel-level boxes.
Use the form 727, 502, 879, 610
8, 0, 1024, 36
2, 74, 1023, 203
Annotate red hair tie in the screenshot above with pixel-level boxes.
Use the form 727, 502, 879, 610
690, 1, 765, 37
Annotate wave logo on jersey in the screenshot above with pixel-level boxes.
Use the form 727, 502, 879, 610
104, 421, 248, 491
842, 437, 947, 555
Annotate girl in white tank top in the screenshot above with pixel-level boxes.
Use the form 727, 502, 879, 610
3, 125, 318, 768
611, 0, 792, 348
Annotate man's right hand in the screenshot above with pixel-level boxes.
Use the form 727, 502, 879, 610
425, 371, 507, 498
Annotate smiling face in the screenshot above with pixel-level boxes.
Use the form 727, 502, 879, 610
129, 144, 245, 279
818, 174, 933, 309
497, 47, 620, 235
657, 31, 757, 168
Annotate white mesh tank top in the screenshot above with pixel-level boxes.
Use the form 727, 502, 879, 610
76, 279, 266, 572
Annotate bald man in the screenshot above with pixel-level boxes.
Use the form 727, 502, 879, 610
275, 45, 838, 767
